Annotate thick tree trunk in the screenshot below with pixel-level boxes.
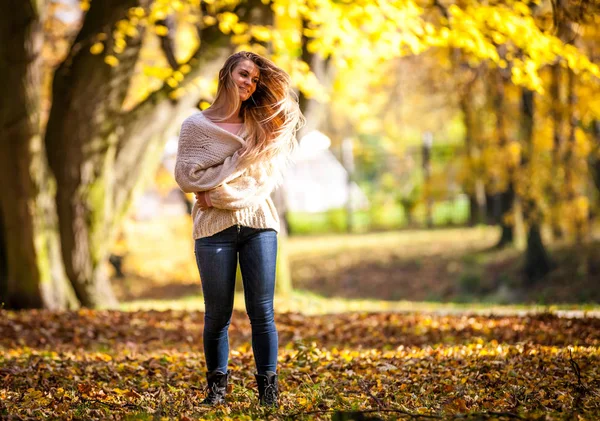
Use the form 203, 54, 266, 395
44, 0, 265, 307
44, 0, 151, 307
0, 0, 78, 309
520, 88, 552, 283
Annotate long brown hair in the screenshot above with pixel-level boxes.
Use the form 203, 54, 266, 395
206, 51, 305, 184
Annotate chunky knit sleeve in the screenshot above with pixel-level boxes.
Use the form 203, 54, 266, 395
207, 164, 278, 210
174, 115, 244, 193
175, 152, 243, 193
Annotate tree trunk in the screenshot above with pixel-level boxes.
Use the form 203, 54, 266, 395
548, 0, 575, 239
0, 0, 78, 309
524, 224, 552, 282
455, 55, 485, 227
460, 94, 480, 227
273, 186, 292, 297
592, 120, 600, 194
520, 88, 552, 283
45, 0, 267, 307
298, 15, 337, 139
493, 66, 514, 248
270, 18, 336, 295
44, 0, 152, 307
549, 62, 565, 239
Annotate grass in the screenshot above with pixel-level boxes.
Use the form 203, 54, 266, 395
286, 198, 470, 234
112, 216, 600, 313
118, 288, 600, 316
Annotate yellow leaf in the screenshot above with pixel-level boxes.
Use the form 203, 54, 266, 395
155, 25, 169, 36
104, 55, 119, 67
115, 38, 127, 50
203, 16, 217, 26
232, 22, 249, 35
129, 7, 145, 18
126, 26, 139, 38
167, 77, 178, 88
90, 43, 104, 55
251, 26, 272, 42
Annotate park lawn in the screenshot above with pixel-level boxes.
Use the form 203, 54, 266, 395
114, 218, 600, 308
285, 227, 600, 305
1, 309, 599, 420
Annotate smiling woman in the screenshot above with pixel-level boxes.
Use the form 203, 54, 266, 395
174, 51, 305, 408
232, 60, 260, 102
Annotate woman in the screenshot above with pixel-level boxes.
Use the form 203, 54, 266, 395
174, 51, 304, 407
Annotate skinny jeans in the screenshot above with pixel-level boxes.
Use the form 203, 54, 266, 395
194, 224, 278, 375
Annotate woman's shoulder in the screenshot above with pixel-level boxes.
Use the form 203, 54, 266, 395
182, 111, 207, 127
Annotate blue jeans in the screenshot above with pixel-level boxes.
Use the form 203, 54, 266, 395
194, 225, 278, 375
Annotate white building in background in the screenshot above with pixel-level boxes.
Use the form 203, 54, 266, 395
282, 130, 369, 213
133, 124, 368, 219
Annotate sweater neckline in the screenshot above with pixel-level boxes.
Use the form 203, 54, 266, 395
198, 112, 247, 144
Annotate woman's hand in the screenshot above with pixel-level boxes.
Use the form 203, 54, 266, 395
195, 191, 212, 209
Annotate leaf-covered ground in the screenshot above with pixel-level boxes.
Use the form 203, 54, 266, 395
1, 309, 599, 420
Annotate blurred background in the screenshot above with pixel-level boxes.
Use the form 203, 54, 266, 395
1, 0, 599, 312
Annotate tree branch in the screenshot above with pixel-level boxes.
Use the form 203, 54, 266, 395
156, 15, 178, 70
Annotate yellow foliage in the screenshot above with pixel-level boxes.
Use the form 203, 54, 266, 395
217, 12, 239, 34
203, 15, 217, 26
250, 25, 272, 42
573, 196, 590, 222
128, 7, 145, 18
507, 141, 522, 168
574, 129, 592, 158
104, 55, 119, 67
172, 71, 184, 82
154, 25, 169, 36
90, 42, 104, 55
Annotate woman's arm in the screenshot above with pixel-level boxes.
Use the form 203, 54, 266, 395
174, 152, 243, 193
174, 116, 246, 193
204, 164, 279, 210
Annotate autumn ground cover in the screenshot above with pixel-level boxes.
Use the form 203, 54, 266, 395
2, 225, 599, 420
1, 309, 599, 420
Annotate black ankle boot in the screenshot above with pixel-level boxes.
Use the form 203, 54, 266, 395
255, 371, 279, 407
201, 370, 228, 405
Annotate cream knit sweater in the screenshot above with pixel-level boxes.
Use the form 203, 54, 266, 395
174, 112, 281, 239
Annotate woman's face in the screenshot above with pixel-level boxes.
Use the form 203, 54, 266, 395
232, 60, 260, 101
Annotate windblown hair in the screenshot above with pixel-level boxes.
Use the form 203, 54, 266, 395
207, 51, 305, 184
